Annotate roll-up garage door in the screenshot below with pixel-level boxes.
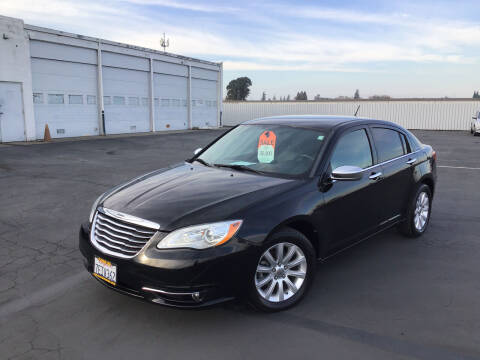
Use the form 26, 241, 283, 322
191, 67, 218, 128
102, 51, 150, 135
30, 41, 99, 139
102, 67, 150, 134
191, 79, 217, 128
153, 59, 189, 131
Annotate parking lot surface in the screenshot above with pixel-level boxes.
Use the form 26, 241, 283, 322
0, 129, 479, 360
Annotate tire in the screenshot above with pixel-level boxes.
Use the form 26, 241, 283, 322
248, 228, 316, 312
475, 132, 479, 137
399, 184, 432, 238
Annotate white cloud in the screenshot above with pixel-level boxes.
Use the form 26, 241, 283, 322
122, 0, 240, 13
222, 61, 379, 72
1, 0, 477, 73
273, 4, 480, 51
279, 5, 410, 25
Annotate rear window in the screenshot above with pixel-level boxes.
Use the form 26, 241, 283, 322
372, 128, 405, 163
407, 132, 422, 151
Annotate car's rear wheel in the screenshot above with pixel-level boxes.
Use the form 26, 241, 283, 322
399, 184, 432, 237
248, 228, 315, 312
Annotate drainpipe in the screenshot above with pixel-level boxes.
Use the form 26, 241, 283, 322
217, 62, 223, 128
187, 65, 192, 129
97, 40, 105, 135
149, 57, 155, 132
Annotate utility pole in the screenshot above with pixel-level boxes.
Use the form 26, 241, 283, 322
160, 33, 170, 52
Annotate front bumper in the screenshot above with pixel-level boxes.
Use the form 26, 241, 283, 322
79, 223, 255, 308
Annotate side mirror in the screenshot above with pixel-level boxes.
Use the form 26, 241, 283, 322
331, 165, 364, 181
193, 148, 202, 156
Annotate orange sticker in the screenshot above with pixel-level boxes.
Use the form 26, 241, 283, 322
258, 131, 276, 163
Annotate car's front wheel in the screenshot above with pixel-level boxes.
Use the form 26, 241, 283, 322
248, 228, 315, 312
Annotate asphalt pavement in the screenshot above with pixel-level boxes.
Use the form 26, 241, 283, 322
0, 129, 479, 360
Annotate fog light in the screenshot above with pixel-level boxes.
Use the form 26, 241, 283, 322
192, 292, 201, 302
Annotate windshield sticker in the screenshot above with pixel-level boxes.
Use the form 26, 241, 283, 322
317, 135, 324, 141
258, 131, 277, 163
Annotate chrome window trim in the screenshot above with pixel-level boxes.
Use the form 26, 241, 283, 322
100, 207, 160, 230
361, 149, 422, 172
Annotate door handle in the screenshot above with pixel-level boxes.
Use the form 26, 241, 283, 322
369, 172, 383, 180
406, 158, 417, 165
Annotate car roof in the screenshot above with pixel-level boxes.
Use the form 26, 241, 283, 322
242, 115, 397, 131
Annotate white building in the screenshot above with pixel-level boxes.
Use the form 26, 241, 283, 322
0, 15, 223, 142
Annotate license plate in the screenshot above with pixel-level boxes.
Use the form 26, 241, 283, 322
93, 256, 117, 286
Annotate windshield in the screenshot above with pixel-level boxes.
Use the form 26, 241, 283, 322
196, 124, 327, 177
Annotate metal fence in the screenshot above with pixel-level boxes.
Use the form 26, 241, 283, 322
223, 100, 480, 130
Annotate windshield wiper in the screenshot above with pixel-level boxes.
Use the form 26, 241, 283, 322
193, 158, 212, 167
213, 163, 265, 175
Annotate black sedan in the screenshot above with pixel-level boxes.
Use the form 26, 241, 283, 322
79, 116, 437, 311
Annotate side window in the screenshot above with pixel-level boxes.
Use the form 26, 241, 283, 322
48, 94, 64, 104
69, 95, 83, 105
113, 96, 125, 105
372, 128, 405, 163
87, 95, 96, 105
33, 93, 43, 104
330, 129, 373, 170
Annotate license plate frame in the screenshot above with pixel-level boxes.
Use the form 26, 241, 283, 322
93, 256, 117, 286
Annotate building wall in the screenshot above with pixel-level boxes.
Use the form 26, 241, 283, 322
223, 100, 480, 130
0, 15, 223, 142
0, 15, 35, 140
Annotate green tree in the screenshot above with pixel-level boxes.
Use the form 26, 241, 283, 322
354, 89, 360, 99
473, 91, 480, 99
226, 77, 252, 100
295, 91, 307, 100
286, 95, 290, 101
261, 91, 266, 101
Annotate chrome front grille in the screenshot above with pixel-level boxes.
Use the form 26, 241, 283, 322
91, 208, 159, 259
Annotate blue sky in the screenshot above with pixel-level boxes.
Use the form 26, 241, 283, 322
3, 0, 480, 99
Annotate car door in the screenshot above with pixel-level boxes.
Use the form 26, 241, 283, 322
370, 127, 416, 224
318, 127, 384, 252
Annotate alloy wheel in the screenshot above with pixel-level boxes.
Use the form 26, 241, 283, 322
254, 242, 307, 303
414, 191, 430, 231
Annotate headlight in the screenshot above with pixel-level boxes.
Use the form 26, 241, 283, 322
157, 220, 243, 250
89, 192, 106, 223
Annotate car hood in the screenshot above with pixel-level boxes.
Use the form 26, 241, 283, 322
101, 162, 298, 231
